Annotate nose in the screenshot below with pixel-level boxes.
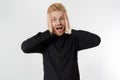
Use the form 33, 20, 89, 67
56, 19, 61, 25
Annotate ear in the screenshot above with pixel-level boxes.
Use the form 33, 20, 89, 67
47, 13, 53, 33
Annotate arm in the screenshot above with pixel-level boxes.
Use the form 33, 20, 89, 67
64, 12, 100, 50
21, 30, 52, 53
21, 13, 54, 53
71, 29, 101, 51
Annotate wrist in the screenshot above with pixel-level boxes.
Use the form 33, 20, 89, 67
66, 28, 71, 34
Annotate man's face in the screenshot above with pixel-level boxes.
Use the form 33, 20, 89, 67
50, 11, 66, 36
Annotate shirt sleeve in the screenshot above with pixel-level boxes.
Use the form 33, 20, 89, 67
71, 29, 101, 51
21, 30, 53, 54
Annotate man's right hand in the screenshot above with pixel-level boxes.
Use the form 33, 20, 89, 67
47, 13, 53, 34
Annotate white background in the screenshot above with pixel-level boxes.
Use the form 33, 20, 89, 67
0, 0, 120, 80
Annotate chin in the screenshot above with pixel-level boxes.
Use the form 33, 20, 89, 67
57, 33, 64, 36
54, 31, 65, 36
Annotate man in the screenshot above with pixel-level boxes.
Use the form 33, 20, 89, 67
21, 3, 101, 80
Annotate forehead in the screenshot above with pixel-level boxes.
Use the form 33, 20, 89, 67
50, 11, 64, 18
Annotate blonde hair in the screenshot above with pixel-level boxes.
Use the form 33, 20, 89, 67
47, 3, 66, 13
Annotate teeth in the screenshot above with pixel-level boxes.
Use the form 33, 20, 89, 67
56, 27, 62, 30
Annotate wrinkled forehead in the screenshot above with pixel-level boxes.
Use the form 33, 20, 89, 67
50, 11, 64, 18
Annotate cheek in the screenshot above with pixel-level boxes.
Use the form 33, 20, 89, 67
51, 21, 56, 27
62, 20, 66, 26
51, 22, 57, 30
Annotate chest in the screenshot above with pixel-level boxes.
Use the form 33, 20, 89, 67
46, 37, 75, 55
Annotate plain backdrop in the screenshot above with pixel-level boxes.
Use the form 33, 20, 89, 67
0, 0, 120, 80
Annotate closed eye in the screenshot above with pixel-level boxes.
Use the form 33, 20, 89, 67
52, 18, 56, 21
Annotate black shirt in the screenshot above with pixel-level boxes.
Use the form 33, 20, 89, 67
21, 29, 101, 80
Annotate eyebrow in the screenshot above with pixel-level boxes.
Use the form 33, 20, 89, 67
51, 15, 64, 18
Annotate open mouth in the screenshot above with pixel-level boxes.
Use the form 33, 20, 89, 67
55, 26, 64, 33
56, 27, 62, 30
